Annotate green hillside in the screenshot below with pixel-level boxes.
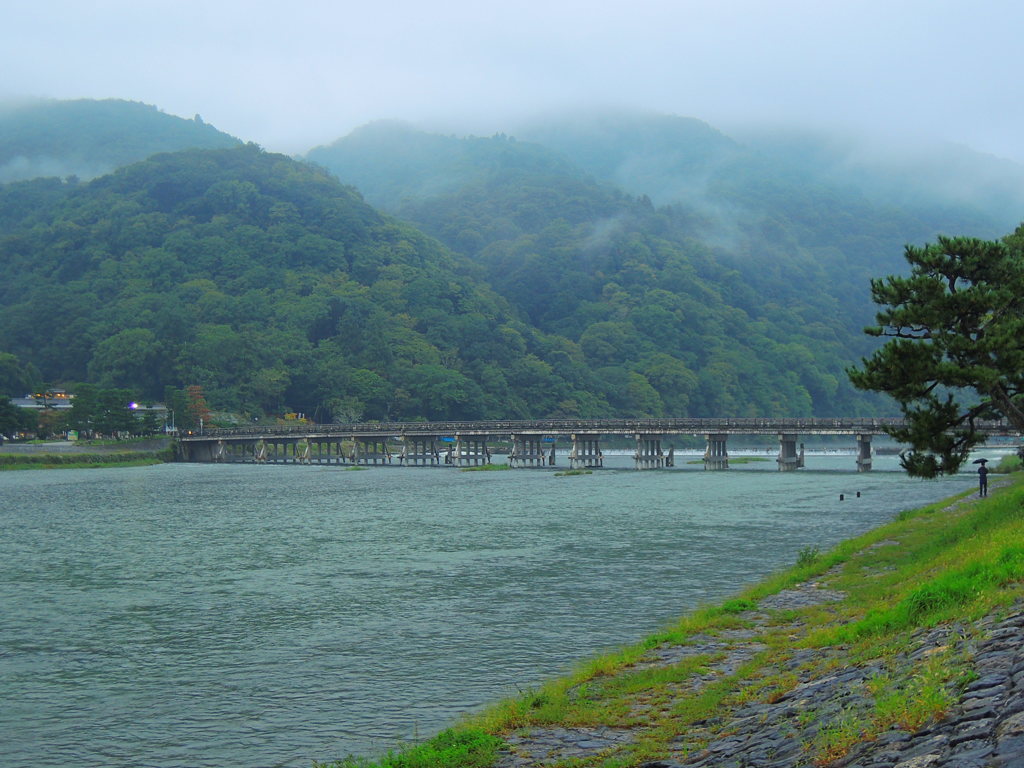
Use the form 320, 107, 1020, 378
0, 98, 240, 183
311, 120, 1007, 418
0, 145, 614, 421
0, 140, 892, 421
4, 107, 1020, 423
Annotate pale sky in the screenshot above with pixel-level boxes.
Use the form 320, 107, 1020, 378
3, 0, 1022, 161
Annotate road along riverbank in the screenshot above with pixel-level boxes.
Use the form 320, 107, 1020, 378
315, 473, 1024, 768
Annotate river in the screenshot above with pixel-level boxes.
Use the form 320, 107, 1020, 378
0, 453, 980, 767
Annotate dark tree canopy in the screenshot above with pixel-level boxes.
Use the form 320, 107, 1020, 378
848, 228, 1024, 477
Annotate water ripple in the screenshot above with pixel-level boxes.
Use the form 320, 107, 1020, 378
0, 457, 971, 767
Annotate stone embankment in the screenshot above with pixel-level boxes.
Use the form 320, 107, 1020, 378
494, 486, 1024, 768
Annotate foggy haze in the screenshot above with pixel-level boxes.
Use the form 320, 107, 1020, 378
2, 0, 1022, 162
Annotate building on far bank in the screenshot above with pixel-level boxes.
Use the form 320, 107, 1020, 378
9, 390, 75, 410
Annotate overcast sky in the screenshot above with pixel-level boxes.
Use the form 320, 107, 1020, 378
3, 0, 1022, 161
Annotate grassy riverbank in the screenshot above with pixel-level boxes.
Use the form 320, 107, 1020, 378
0, 446, 175, 469
316, 472, 1024, 768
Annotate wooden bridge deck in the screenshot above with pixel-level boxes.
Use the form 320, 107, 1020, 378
179, 416, 1017, 441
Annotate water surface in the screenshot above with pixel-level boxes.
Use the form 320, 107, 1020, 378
0, 455, 975, 767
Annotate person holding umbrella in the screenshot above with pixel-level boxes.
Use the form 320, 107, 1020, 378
974, 458, 989, 497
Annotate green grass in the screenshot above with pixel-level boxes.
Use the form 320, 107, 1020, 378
460, 463, 511, 472
796, 546, 821, 568
0, 448, 174, 469
314, 728, 502, 768
554, 469, 593, 477
718, 597, 758, 614
74, 436, 172, 447
993, 453, 1022, 473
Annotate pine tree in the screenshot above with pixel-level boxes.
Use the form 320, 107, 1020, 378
848, 228, 1024, 476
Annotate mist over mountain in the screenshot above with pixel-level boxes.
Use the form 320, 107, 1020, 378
506, 110, 1021, 238
304, 113, 1024, 419
0, 98, 240, 183
305, 113, 1014, 321
2, 100, 1022, 421
0, 140, 885, 420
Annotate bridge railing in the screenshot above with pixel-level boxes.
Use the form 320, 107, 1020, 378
174, 415, 1023, 441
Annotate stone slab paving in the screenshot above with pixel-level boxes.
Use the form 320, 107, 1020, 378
639, 606, 1024, 768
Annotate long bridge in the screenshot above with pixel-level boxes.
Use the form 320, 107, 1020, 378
178, 417, 1018, 472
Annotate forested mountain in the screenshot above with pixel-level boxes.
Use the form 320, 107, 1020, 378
514, 111, 1024, 235
308, 117, 1024, 419
3, 107, 1020, 423
0, 145, 592, 421
1, 140, 888, 421
0, 98, 240, 184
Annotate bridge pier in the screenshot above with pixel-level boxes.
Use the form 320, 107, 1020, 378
266, 439, 281, 463
228, 439, 259, 463
453, 435, 491, 467
401, 436, 441, 466
351, 438, 392, 465
312, 438, 347, 465
509, 434, 548, 468
777, 434, 805, 471
634, 434, 666, 470
704, 433, 729, 470
206, 440, 225, 462
856, 434, 873, 472
569, 435, 603, 469
264, 439, 301, 463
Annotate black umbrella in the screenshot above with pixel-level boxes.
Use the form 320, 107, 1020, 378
972, 458, 989, 464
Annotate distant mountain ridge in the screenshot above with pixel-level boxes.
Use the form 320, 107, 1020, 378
302, 116, 1024, 419
0, 98, 241, 183
0, 143, 891, 420
2, 101, 1022, 422
510, 111, 1024, 236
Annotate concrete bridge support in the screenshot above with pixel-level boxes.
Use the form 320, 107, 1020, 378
704, 433, 729, 470
635, 434, 666, 470
351, 438, 392, 465
569, 435, 603, 469
226, 439, 260, 463
401, 436, 441, 466
283, 439, 302, 463
856, 434, 873, 472
267, 440, 282, 463
453, 435, 491, 467
266, 440, 281, 463
183, 440, 220, 462
509, 435, 548, 468
207, 440, 226, 462
262, 439, 301, 463
777, 434, 805, 471
312, 438, 347, 465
